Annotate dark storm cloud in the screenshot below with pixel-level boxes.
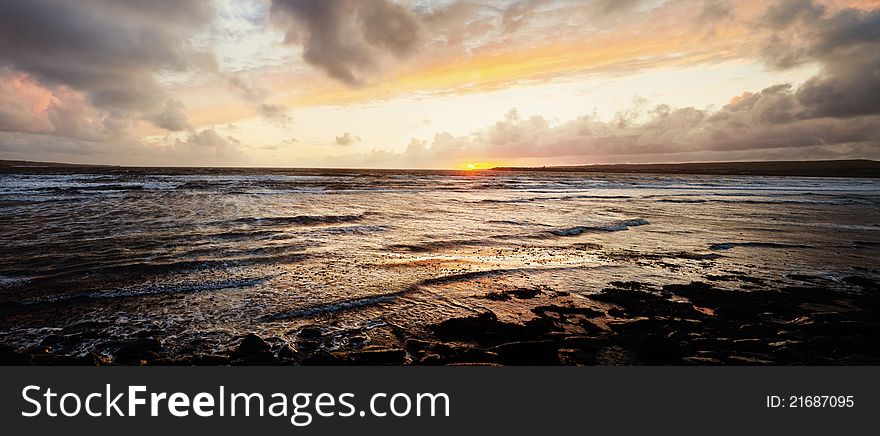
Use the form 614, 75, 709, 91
270, 0, 423, 86
0, 0, 216, 134
759, 0, 880, 119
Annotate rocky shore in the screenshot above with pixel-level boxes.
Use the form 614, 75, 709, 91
2, 274, 878, 366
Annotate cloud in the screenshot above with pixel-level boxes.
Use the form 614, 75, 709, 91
0, 127, 246, 166
0, 0, 216, 135
224, 72, 292, 125
270, 0, 423, 86
327, 0, 880, 167
257, 103, 293, 126
764, 3, 880, 118
335, 132, 362, 146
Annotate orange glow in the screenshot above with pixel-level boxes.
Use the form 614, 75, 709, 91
459, 162, 498, 171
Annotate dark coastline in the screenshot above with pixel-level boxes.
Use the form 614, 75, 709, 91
3, 158, 879, 178
491, 159, 880, 178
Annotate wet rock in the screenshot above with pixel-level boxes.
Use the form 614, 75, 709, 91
557, 348, 596, 365
841, 354, 880, 365
725, 355, 775, 365
232, 351, 279, 365
347, 335, 368, 347
191, 354, 231, 366
733, 339, 768, 353
532, 305, 604, 318
485, 288, 542, 301
348, 348, 406, 365
277, 345, 300, 360
560, 335, 609, 352
418, 353, 445, 365
115, 338, 162, 365
0, 344, 32, 365
595, 346, 637, 365
405, 338, 433, 353
843, 276, 876, 288
682, 356, 724, 365
694, 350, 726, 360
616, 334, 682, 364
737, 323, 776, 338
689, 337, 732, 352
233, 334, 270, 358
135, 329, 163, 339
771, 347, 805, 364
431, 312, 536, 345
431, 343, 498, 364
40, 335, 63, 348
491, 340, 560, 365
298, 327, 323, 340
301, 351, 342, 365
296, 339, 320, 352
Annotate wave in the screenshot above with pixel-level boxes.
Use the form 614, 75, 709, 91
225, 213, 366, 227
260, 294, 398, 321
478, 194, 632, 204
709, 242, 811, 251
548, 219, 650, 237
386, 238, 488, 253
14, 274, 281, 306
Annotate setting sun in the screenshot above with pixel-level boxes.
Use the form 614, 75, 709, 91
460, 162, 498, 171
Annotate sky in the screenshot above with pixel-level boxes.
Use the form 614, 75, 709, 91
0, 0, 878, 168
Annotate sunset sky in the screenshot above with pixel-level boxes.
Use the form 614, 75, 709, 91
1, 0, 878, 168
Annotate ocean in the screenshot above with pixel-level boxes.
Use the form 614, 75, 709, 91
1, 167, 878, 364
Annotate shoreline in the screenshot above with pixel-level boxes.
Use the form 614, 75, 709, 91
2, 274, 878, 366
490, 159, 880, 178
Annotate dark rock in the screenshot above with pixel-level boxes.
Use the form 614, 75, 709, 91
301, 351, 342, 365
298, 327, 323, 340
277, 345, 300, 360
431, 312, 537, 345
689, 337, 732, 352
737, 323, 776, 338
233, 334, 270, 358
485, 291, 511, 301
348, 348, 406, 365
296, 339, 320, 352
616, 334, 682, 364
0, 344, 31, 365
40, 335, 63, 347
418, 353, 445, 365
115, 338, 162, 365
560, 335, 609, 352
595, 346, 637, 365
191, 354, 231, 366
405, 338, 433, 353
558, 348, 596, 365
491, 340, 560, 365
733, 339, 768, 353
771, 347, 805, 364
347, 335, 368, 347
431, 343, 499, 364
725, 355, 775, 365
232, 350, 279, 365
843, 276, 876, 288
484, 288, 542, 301
682, 356, 724, 365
